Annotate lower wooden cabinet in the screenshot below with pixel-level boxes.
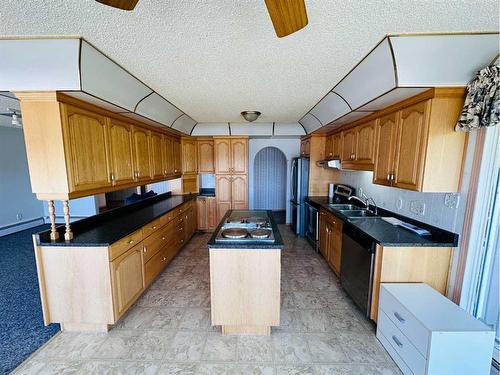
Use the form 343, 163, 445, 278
197, 196, 217, 231
110, 243, 144, 319
216, 174, 248, 221
319, 209, 344, 277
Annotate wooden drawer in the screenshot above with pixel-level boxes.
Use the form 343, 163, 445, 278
142, 216, 164, 238
109, 230, 143, 261
377, 310, 426, 375
379, 286, 429, 357
161, 210, 176, 226
144, 247, 169, 286
142, 225, 170, 263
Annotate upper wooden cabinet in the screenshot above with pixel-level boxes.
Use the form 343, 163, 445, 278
108, 119, 135, 186
181, 137, 198, 174
197, 139, 215, 173
162, 136, 175, 176
300, 138, 311, 157
325, 133, 341, 160
173, 138, 182, 175
62, 104, 111, 192
214, 138, 248, 174
373, 113, 398, 186
150, 131, 164, 179
132, 127, 152, 182
341, 120, 376, 170
340, 128, 356, 163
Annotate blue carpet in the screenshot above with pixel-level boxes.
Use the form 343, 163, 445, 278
0, 225, 60, 374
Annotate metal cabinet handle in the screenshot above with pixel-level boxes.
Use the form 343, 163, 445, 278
393, 311, 405, 323
152, 225, 157, 230
110, 172, 115, 182
128, 240, 134, 244
387, 173, 390, 181
162, 257, 167, 262
161, 236, 166, 240
392, 335, 403, 348
143, 247, 147, 253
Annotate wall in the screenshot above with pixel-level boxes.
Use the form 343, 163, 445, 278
43, 197, 99, 224
0, 126, 45, 235
248, 138, 301, 223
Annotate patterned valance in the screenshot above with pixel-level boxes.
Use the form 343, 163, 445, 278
456, 64, 499, 132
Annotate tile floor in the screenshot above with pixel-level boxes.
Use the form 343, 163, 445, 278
13, 225, 401, 375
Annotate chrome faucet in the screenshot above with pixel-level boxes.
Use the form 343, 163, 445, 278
348, 193, 378, 215
348, 195, 367, 208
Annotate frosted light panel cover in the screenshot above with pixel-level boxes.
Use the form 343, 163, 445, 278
359, 87, 428, 111
0, 39, 80, 91
273, 123, 306, 136
230, 123, 273, 136
171, 115, 197, 134
135, 93, 183, 126
299, 113, 322, 133
334, 38, 396, 110
80, 41, 152, 112
191, 123, 230, 136
310, 92, 351, 125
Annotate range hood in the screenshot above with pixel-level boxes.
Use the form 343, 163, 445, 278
316, 159, 341, 169
299, 33, 499, 134
0, 38, 197, 134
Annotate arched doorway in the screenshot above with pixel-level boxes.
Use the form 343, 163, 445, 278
254, 147, 287, 223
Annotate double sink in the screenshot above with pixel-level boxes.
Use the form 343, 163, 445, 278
327, 204, 379, 220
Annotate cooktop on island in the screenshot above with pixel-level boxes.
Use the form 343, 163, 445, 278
214, 210, 276, 244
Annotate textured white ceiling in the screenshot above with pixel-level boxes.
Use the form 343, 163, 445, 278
0, 1, 498, 123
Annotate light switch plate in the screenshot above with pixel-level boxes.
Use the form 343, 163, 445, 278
444, 193, 460, 209
410, 200, 426, 216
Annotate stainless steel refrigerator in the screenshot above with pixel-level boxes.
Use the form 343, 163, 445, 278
290, 157, 309, 236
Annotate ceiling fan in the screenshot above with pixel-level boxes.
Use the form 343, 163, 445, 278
95, 0, 308, 38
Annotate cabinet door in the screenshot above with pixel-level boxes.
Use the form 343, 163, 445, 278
208, 197, 218, 230
197, 140, 215, 173
132, 127, 151, 181
393, 101, 429, 191
325, 135, 333, 159
182, 139, 198, 174
150, 132, 165, 179
173, 138, 182, 174
63, 105, 111, 191
341, 129, 356, 162
301, 139, 311, 156
231, 175, 248, 210
163, 136, 175, 176
329, 218, 343, 276
216, 175, 232, 221
355, 121, 376, 166
231, 139, 248, 174
325, 220, 335, 268
373, 114, 397, 186
319, 211, 329, 259
110, 243, 144, 319
197, 198, 208, 231
108, 119, 135, 186
215, 139, 231, 174
332, 133, 341, 159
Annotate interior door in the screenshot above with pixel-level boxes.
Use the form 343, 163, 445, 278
373, 114, 397, 186
132, 127, 151, 182
393, 101, 429, 191
215, 139, 231, 174
150, 131, 164, 179
108, 119, 135, 185
231, 175, 248, 210
63, 105, 111, 192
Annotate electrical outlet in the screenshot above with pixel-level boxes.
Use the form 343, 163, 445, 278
358, 187, 363, 198
409, 200, 426, 216
444, 193, 459, 209
16, 212, 23, 221
396, 198, 403, 210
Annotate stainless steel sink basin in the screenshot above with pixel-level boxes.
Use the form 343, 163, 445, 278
339, 209, 379, 218
328, 204, 360, 210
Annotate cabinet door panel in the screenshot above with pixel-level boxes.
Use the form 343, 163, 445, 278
356, 121, 376, 164
325, 135, 333, 159
215, 139, 231, 174
197, 140, 215, 173
182, 139, 197, 174
329, 218, 343, 276
231, 139, 247, 174
150, 132, 164, 179
197, 198, 208, 231
216, 175, 232, 221
111, 244, 144, 319
173, 138, 182, 174
332, 133, 341, 159
163, 136, 175, 176
394, 102, 429, 191
64, 105, 110, 191
373, 114, 397, 186
208, 197, 218, 229
319, 212, 328, 259
231, 175, 247, 209
108, 119, 135, 185
341, 130, 356, 162
132, 127, 151, 181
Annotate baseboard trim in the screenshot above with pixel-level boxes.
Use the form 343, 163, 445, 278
0, 217, 45, 237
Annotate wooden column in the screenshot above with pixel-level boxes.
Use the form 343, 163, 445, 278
47, 200, 59, 240
63, 200, 73, 241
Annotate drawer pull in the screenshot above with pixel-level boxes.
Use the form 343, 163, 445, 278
393, 311, 406, 323
162, 236, 166, 240
143, 247, 147, 253
392, 335, 403, 348
152, 225, 157, 230
127, 240, 134, 244
162, 257, 167, 262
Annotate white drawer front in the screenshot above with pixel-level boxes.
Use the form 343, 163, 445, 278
378, 310, 427, 375
377, 330, 413, 375
380, 286, 430, 357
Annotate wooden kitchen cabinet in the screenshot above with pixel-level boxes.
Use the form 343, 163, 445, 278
332, 133, 341, 159
182, 137, 198, 174
150, 131, 165, 179
197, 196, 217, 231
231, 139, 248, 174
373, 113, 398, 186
214, 138, 231, 173
162, 136, 175, 176
62, 104, 111, 192
319, 209, 343, 277
197, 138, 215, 173
300, 137, 311, 156
132, 127, 152, 182
325, 135, 333, 159
319, 210, 329, 260
108, 119, 135, 185
173, 138, 182, 174
214, 138, 248, 174
216, 175, 233, 221
341, 128, 356, 164
231, 175, 248, 210
110, 243, 144, 319
341, 120, 375, 170
208, 197, 217, 229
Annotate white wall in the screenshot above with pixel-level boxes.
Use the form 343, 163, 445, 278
43, 196, 99, 224
0, 126, 45, 235
249, 138, 301, 223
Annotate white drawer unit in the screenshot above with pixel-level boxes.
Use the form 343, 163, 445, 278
376, 283, 495, 375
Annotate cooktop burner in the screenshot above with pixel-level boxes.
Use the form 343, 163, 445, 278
249, 228, 271, 239
215, 210, 275, 243
221, 228, 248, 239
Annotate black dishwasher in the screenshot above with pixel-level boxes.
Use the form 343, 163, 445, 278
340, 223, 376, 317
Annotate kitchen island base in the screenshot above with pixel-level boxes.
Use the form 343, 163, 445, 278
209, 248, 281, 335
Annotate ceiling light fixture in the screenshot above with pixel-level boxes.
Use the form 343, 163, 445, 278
241, 111, 261, 122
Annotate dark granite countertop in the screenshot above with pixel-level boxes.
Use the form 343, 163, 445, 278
306, 196, 458, 247
37, 193, 197, 247
207, 210, 284, 249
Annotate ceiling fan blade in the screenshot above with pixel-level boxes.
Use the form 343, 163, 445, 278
95, 0, 139, 11
264, 0, 308, 38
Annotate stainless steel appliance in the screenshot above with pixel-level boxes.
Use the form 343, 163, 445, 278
304, 201, 319, 251
340, 223, 376, 317
290, 157, 309, 236
214, 210, 275, 244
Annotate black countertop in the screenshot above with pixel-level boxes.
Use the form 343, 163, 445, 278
307, 196, 458, 247
207, 210, 284, 249
37, 193, 197, 247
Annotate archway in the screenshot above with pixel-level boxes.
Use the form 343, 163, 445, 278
253, 146, 287, 223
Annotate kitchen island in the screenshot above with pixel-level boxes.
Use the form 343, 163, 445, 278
207, 210, 284, 335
